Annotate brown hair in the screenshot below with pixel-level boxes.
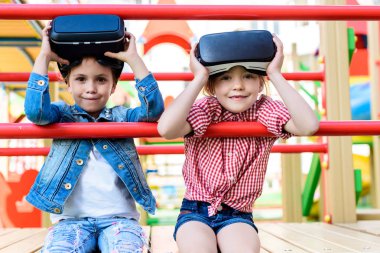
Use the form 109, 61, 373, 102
58, 56, 124, 85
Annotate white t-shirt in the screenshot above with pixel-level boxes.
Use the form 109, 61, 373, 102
51, 147, 140, 223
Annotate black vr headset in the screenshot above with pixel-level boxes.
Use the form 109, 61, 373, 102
196, 30, 276, 76
49, 14, 126, 78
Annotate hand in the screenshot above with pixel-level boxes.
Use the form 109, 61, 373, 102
39, 21, 69, 65
189, 43, 208, 79
104, 32, 140, 65
266, 34, 284, 76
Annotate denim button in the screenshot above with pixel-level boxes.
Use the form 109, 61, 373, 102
53, 208, 61, 213
103, 145, 108, 150
138, 86, 146, 92
37, 80, 45, 86
76, 159, 83, 165
64, 183, 72, 190
118, 164, 124, 169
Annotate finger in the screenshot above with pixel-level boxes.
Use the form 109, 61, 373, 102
190, 42, 198, 56
104, 51, 119, 59
272, 34, 283, 49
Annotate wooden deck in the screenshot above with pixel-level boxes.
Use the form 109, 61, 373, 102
1, 221, 380, 252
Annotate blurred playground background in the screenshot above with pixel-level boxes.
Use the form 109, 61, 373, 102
0, 0, 378, 228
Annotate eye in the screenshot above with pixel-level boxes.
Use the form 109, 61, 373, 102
219, 75, 231, 81
244, 73, 258, 79
97, 77, 107, 83
76, 76, 86, 82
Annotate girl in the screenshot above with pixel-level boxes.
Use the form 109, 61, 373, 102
157, 34, 319, 253
24, 22, 164, 252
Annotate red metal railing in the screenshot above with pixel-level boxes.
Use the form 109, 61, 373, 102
0, 121, 378, 139
0, 72, 324, 82
0, 144, 328, 156
1, 4, 380, 20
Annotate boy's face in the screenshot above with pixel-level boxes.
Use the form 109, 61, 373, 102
213, 66, 263, 113
67, 57, 116, 118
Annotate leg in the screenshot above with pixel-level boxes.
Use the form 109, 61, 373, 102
217, 223, 260, 253
98, 219, 146, 253
176, 221, 218, 253
41, 220, 97, 253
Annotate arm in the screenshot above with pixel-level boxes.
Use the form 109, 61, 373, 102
266, 35, 319, 136
157, 45, 209, 139
24, 22, 69, 125
105, 32, 164, 122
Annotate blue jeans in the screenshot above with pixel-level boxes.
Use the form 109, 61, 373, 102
173, 199, 258, 241
41, 217, 147, 253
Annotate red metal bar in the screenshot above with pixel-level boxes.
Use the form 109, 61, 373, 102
1, 4, 380, 20
0, 121, 379, 139
0, 144, 328, 156
0, 72, 324, 82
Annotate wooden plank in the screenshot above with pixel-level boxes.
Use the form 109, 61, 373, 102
336, 221, 380, 236
0, 229, 47, 253
357, 209, 380, 220
0, 229, 44, 249
260, 223, 358, 252
0, 229, 17, 237
150, 226, 178, 253
287, 223, 380, 252
259, 230, 309, 253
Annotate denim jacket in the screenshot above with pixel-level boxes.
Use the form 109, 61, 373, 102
24, 72, 164, 215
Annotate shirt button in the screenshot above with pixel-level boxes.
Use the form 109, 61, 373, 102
227, 152, 233, 157
138, 86, 146, 92
118, 164, 124, 170
37, 80, 45, 86
103, 145, 108, 150
64, 183, 72, 190
76, 159, 83, 165
229, 176, 235, 182
217, 205, 223, 211
53, 208, 61, 213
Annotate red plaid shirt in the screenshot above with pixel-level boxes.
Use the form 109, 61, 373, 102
184, 95, 292, 216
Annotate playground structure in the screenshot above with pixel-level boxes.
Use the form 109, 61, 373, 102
1, 0, 380, 252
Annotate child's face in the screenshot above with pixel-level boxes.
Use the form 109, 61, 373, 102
67, 57, 116, 118
213, 66, 263, 113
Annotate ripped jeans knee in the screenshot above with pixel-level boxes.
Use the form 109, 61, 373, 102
98, 218, 147, 253
41, 221, 96, 253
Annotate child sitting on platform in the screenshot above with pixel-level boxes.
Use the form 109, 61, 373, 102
158, 31, 319, 253
24, 21, 164, 253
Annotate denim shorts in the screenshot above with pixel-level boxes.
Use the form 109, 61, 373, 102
173, 199, 258, 241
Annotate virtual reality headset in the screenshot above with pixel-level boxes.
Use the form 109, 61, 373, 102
50, 14, 125, 77
50, 14, 125, 61
196, 30, 276, 76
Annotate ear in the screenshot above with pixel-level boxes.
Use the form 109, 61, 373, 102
67, 82, 72, 92
259, 82, 264, 92
111, 84, 117, 94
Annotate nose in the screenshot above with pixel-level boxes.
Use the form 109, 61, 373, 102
86, 81, 97, 93
232, 78, 244, 90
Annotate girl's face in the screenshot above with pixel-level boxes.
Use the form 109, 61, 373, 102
67, 57, 116, 118
213, 66, 263, 113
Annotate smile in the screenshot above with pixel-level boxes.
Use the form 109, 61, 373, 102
229, 95, 248, 100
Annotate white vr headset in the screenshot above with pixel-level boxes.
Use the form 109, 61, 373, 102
196, 30, 276, 76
